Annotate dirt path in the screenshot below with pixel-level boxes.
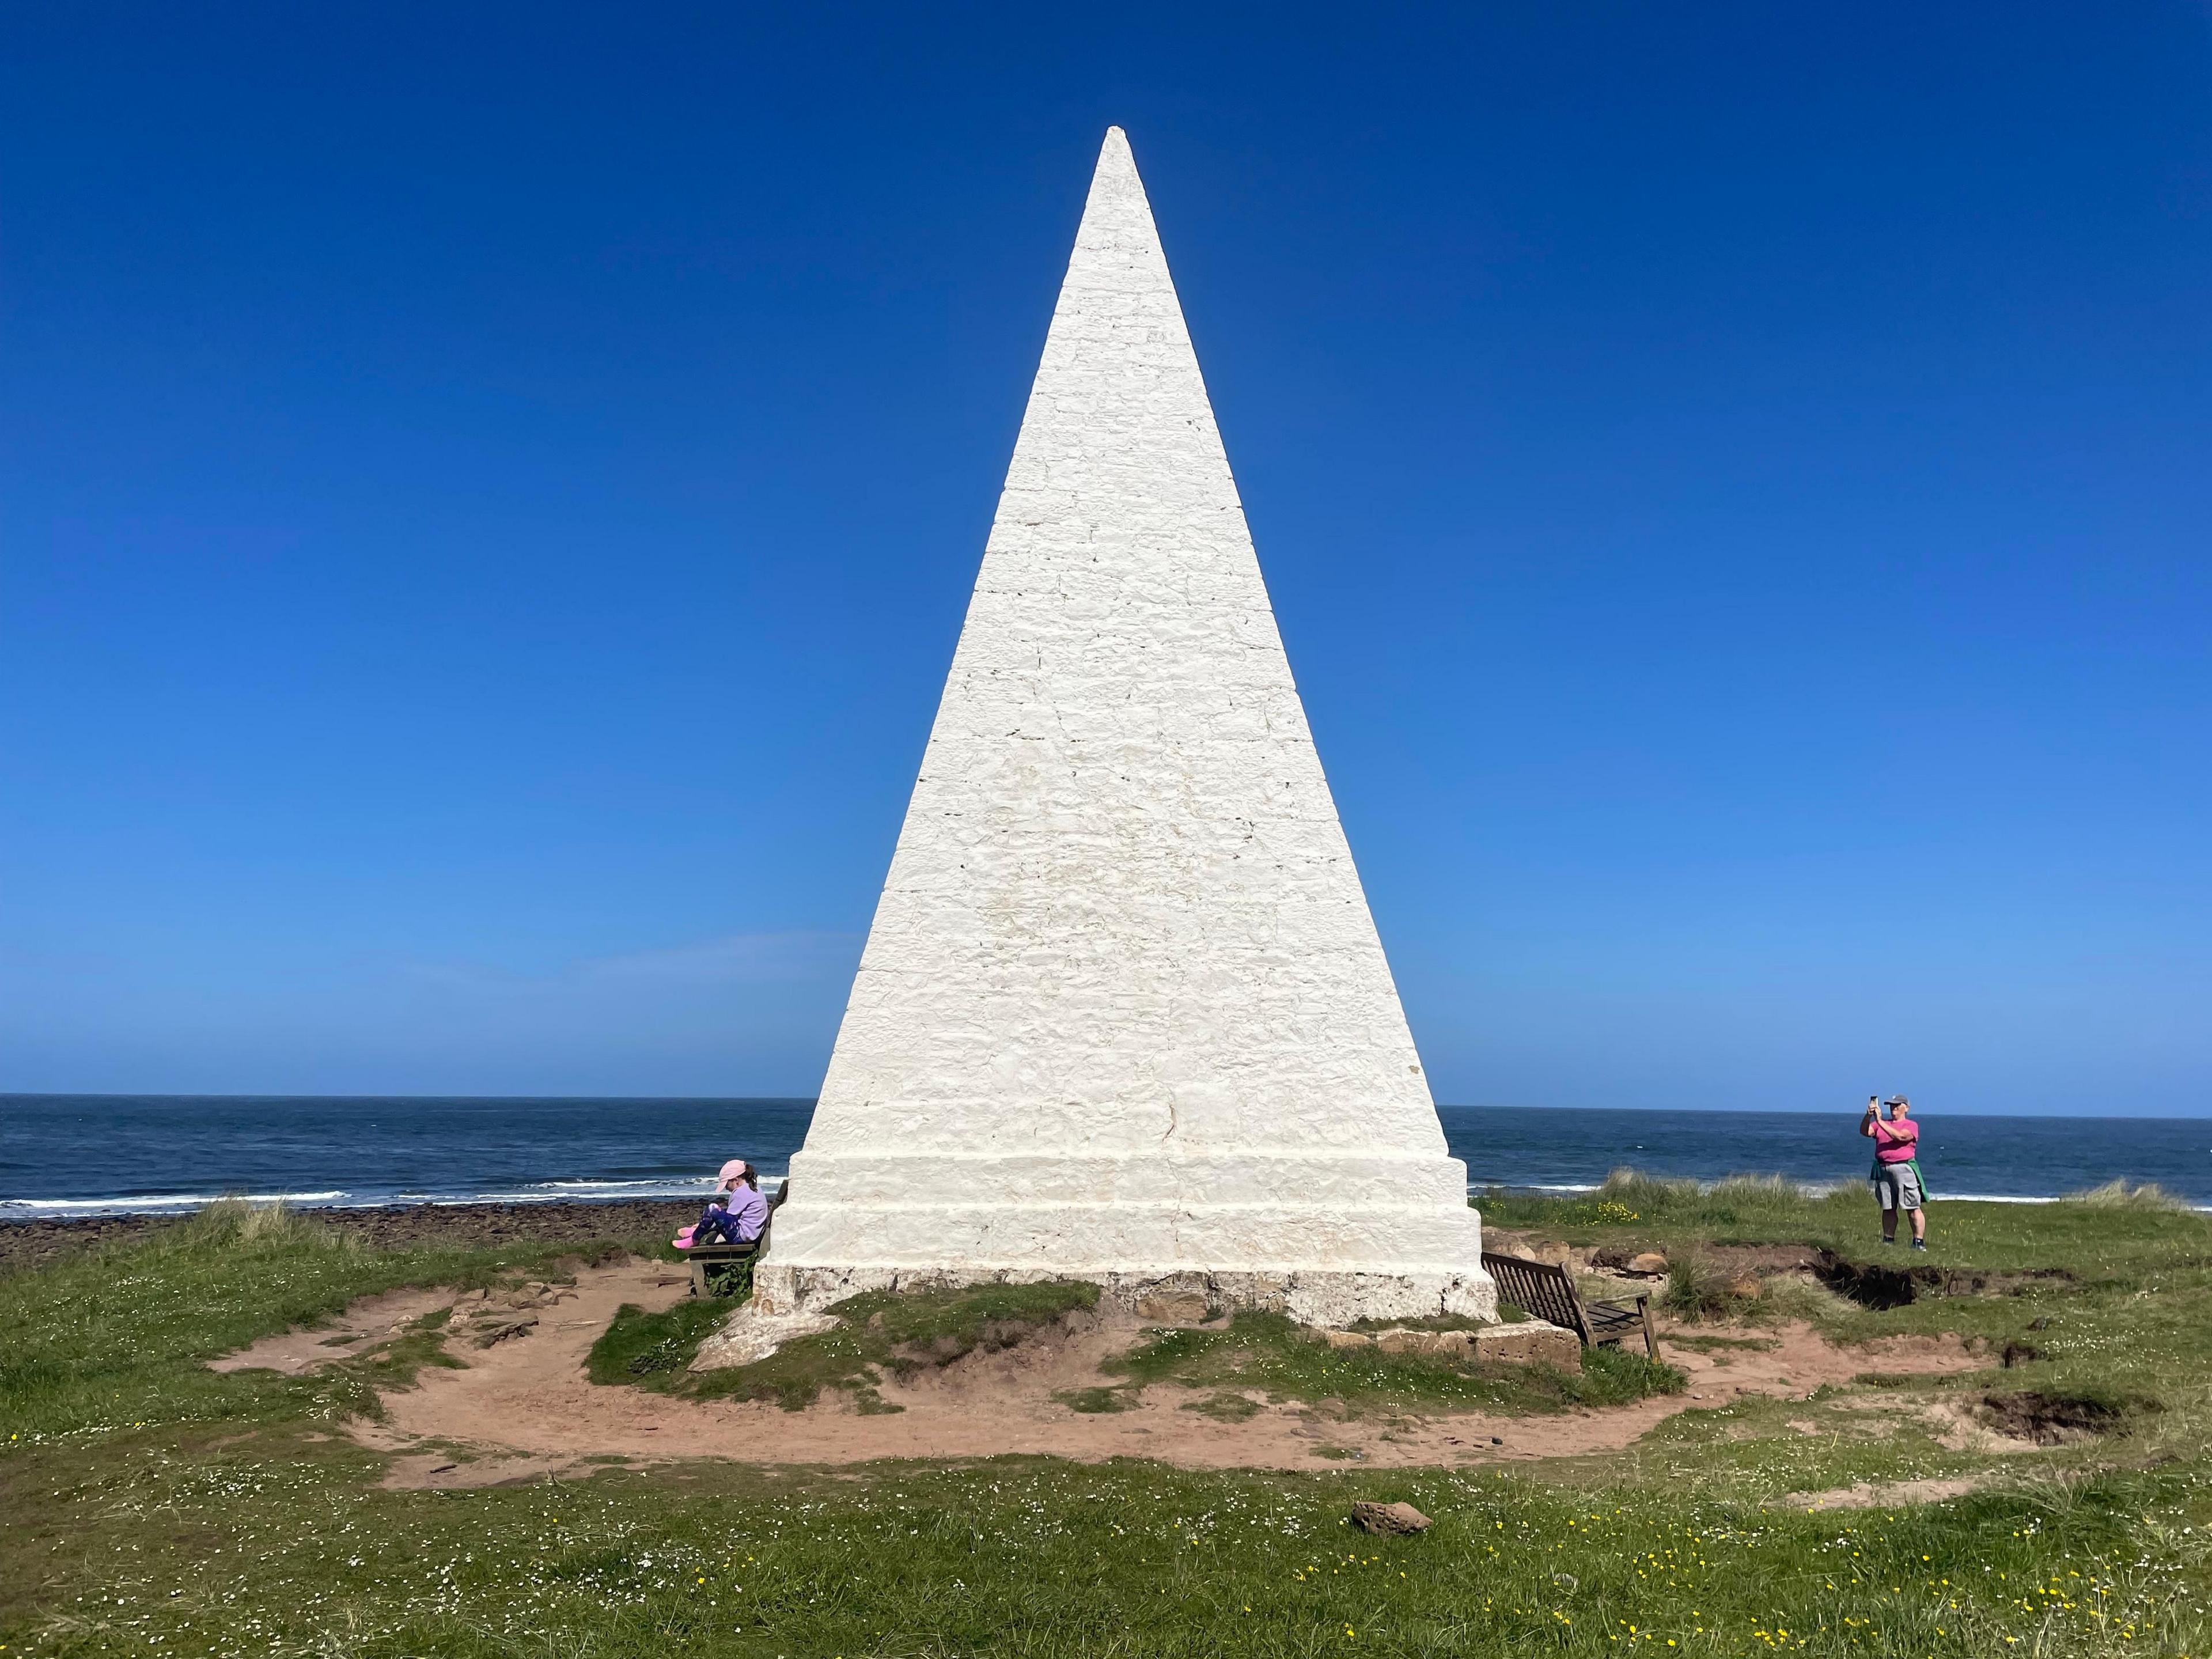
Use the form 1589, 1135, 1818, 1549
210, 1261, 1982, 1487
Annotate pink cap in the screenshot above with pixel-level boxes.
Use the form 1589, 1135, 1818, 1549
718, 1158, 751, 1189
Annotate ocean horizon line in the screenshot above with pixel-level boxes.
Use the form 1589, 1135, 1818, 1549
10, 1097, 2205, 1217
6, 1176, 2207, 1223
4, 1090, 2209, 1120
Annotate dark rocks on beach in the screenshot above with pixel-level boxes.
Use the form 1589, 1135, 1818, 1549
0, 1214, 172, 1273
1351, 1501, 1434, 1536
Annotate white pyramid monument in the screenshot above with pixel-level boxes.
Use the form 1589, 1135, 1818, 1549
754, 128, 1493, 1326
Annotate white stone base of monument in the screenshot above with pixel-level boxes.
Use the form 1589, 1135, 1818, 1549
752, 1179, 1497, 1327
751, 1263, 1495, 1331
752, 1150, 1495, 1336
753, 1149, 1497, 1328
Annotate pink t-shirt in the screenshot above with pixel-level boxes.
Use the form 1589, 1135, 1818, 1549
1872, 1117, 1919, 1164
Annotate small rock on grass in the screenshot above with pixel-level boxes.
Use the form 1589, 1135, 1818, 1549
1350, 1501, 1433, 1536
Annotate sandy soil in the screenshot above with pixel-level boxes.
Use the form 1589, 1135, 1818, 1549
207, 1259, 1983, 1488
1771, 1475, 1994, 1512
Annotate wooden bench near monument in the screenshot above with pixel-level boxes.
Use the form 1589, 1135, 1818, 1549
685, 1181, 791, 1298
1482, 1251, 1659, 1358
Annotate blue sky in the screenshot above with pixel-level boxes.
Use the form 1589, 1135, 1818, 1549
3, 4, 2208, 1113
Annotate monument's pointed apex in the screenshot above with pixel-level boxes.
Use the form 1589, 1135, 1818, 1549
747, 132, 1494, 1331
1095, 124, 1134, 176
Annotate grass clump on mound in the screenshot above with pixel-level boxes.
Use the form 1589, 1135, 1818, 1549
1343, 1309, 1521, 1332
1660, 1246, 1728, 1319
600, 1279, 1104, 1412
1660, 1245, 1749, 1320
2063, 1178, 2195, 1211
1055, 1384, 1141, 1414
588, 1298, 733, 1384
179, 1195, 348, 1251
1105, 1309, 1683, 1416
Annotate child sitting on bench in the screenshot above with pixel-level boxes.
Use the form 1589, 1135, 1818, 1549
676, 1159, 769, 1250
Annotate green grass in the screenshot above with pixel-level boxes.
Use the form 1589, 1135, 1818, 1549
1344, 1309, 1524, 1331
1664, 1332, 1782, 1354
0, 1199, 661, 1445
2063, 1179, 2196, 1210
1662, 1244, 1741, 1319
1105, 1308, 1687, 1415
6, 1443, 2204, 1656
588, 1297, 734, 1385
1183, 1388, 1263, 1422
6, 1185, 2212, 1656
1057, 1384, 1141, 1414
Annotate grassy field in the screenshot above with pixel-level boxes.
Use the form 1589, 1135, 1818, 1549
3, 1185, 2210, 1657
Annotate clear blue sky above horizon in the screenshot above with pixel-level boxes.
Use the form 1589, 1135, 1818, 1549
4, 4, 2208, 1115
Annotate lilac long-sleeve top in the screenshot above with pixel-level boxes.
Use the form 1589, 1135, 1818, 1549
721, 1182, 771, 1243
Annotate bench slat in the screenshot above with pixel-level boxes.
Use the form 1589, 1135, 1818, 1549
1483, 1251, 1657, 1358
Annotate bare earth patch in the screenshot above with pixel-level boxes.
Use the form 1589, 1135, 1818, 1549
210, 1262, 1983, 1486
1771, 1475, 1996, 1512
209, 1287, 453, 1374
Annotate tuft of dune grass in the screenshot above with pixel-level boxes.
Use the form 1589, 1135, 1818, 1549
1660, 1245, 1732, 1320
2062, 1179, 2195, 1211
1597, 1168, 1698, 1210
1706, 1172, 1809, 1201
176, 1196, 349, 1251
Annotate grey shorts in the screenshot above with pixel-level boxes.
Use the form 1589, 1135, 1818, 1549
1870, 1161, 1922, 1211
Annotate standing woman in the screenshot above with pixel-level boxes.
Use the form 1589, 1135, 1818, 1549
1861, 1095, 1927, 1249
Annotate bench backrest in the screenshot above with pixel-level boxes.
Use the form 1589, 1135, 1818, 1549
1482, 1251, 1593, 1346
757, 1179, 789, 1252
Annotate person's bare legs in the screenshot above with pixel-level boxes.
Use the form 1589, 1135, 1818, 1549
1880, 1207, 1898, 1244
1908, 1207, 1926, 1244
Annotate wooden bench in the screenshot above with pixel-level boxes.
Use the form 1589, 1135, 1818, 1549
685, 1181, 790, 1298
1482, 1251, 1658, 1358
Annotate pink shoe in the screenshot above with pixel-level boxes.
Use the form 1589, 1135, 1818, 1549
673, 1227, 696, 1249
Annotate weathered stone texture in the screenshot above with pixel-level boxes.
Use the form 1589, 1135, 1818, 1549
1315, 1321, 1582, 1370
757, 128, 1492, 1325
1350, 1502, 1435, 1536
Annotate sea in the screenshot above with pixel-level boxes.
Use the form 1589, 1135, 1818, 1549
4, 1095, 2210, 1219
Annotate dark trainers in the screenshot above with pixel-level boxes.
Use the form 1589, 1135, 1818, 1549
1880, 1236, 1896, 1247
1910, 1240, 1928, 1251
